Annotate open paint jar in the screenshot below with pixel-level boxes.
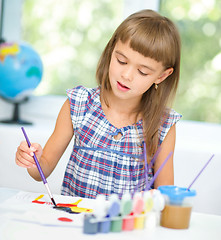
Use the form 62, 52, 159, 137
158, 186, 196, 229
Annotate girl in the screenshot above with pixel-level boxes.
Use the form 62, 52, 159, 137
15, 9, 181, 199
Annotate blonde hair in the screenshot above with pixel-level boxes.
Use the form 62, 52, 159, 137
96, 9, 181, 160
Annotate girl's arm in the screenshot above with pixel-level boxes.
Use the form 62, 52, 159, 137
153, 124, 176, 189
17, 99, 74, 181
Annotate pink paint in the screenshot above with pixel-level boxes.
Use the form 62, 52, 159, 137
133, 197, 144, 215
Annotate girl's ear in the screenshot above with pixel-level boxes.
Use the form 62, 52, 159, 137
155, 67, 174, 84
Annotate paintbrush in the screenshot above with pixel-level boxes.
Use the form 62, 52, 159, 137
145, 151, 173, 190
187, 154, 215, 190
21, 127, 57, 206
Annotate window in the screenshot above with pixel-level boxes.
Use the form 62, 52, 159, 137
22, 0, 124, 95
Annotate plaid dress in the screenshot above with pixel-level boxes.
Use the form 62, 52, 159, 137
61, 86, 181, 199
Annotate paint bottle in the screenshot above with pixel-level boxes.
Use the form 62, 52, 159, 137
111, 214, 123, 232
83, 214, 99, 234
152, 190, 165, 212
99, 214, 111, 233
98, 194, 114, 234
107, 194, 122, 233
143, 190, 154, 212
142, 190, 154, 229
99, 194, 123, 233
121, 192, 133, 231
94, 194, 107, 220
152, 190, 165, 226
133, 192, 145, 230
107, 194, 121, 217
93, 194, 109, 233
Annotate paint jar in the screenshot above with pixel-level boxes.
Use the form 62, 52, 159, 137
134, 211, 145, 230
158, 186, 196, 229
98, 215, 111, 233
122, 212, 134, 231
83, 214, 99, 234
111, 214, 123, 232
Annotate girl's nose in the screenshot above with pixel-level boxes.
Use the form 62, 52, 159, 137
121, 66, 134, 81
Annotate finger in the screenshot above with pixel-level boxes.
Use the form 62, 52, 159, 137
15, 150, 36, 168
30, 143, 40, 150
15, 157, 36, 168
30, 143, 41, 154
30, 143, 42, 159
15, 151, 35, 168
19, 141, 36, 157
16, 157, 32, 168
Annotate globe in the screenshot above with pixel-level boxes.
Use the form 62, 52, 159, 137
0, 42, 43, 124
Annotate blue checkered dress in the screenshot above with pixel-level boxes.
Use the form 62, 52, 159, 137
61, 86, 181, 198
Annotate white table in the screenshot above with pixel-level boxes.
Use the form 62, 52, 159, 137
0, 187, 221, 240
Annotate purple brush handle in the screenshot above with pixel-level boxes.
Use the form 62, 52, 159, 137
134, 145, 161, 193
143, 142, 148, 187
21, 127, 47, 184
187, 154, 214, 190
145, 151, 173, 190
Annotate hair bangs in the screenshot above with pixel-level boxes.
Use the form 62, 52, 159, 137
118, 18, 177, 69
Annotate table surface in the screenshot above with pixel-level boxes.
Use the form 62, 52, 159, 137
0, 187, 221, 240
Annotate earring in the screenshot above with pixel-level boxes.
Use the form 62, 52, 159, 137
155, 83, 158, 90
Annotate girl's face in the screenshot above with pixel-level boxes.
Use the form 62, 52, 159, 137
108, 40, 173, 104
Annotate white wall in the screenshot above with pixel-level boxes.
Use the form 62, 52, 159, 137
0, 96, 70, 195
0, 96, 221, 215
174, 120, 221, 215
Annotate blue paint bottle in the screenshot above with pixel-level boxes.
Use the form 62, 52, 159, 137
98, 214, 111, 233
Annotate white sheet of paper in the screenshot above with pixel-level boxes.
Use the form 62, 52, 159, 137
0, 191, 95, 227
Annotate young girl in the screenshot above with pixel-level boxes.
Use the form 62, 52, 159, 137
15, 9, 181, 199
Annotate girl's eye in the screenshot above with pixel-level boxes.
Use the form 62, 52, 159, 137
117, 58, 127, 65
138, 69, 148, 76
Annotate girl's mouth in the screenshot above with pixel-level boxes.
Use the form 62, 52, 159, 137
117, 81, 130, 91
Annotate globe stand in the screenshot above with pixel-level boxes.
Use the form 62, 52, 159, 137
0, 97, 32, 125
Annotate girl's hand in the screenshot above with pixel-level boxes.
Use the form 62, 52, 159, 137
15, 141, 43, 168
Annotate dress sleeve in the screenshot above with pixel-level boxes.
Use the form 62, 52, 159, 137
158, 109, 182, 146
66, 86, 89, 130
